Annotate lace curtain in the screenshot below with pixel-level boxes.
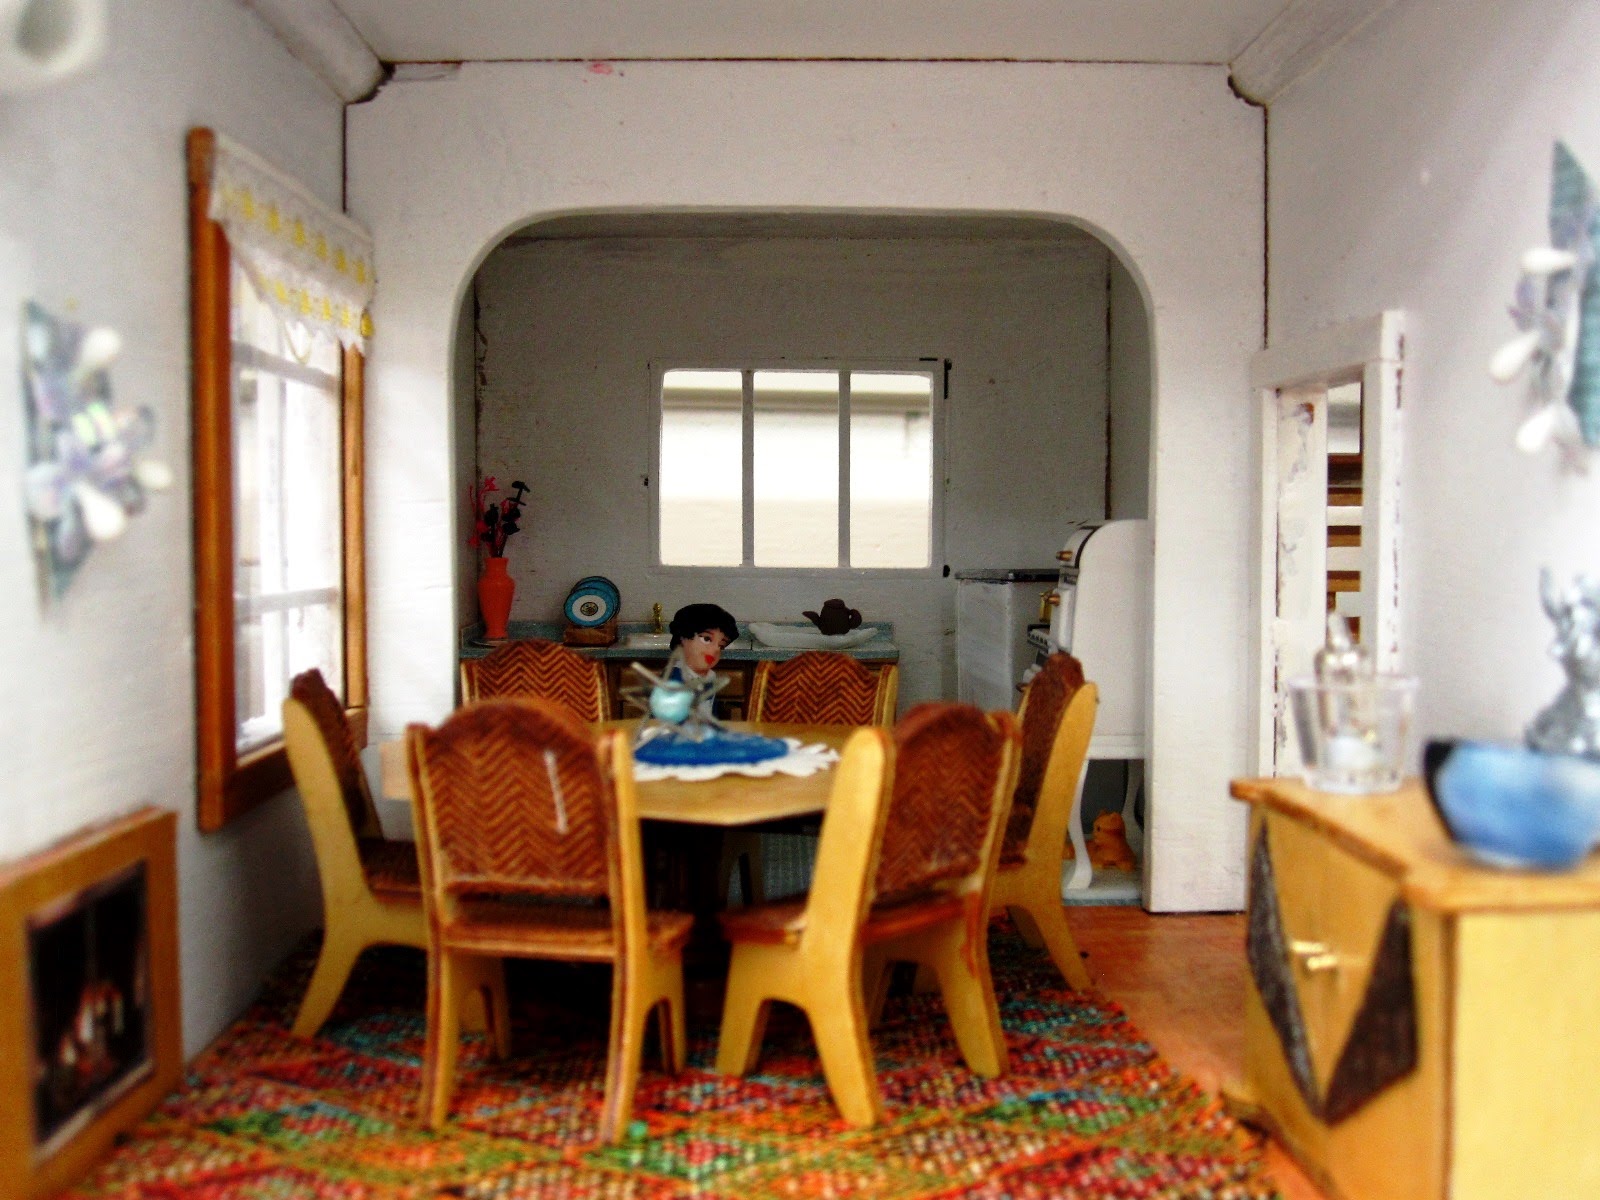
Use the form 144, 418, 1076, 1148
205, 131, 375, 350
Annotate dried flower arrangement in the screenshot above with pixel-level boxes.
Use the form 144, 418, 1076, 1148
467, 477, 528, 558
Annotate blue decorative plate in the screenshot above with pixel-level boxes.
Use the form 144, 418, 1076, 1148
564, 576, 620, 626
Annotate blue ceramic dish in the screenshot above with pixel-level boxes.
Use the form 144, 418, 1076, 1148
1424, 739, 1600, 870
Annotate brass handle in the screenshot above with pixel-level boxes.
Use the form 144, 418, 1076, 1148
1289, 939, 1340, 974
1056, 549, 1073, 562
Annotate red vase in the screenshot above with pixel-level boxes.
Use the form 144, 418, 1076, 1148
477, 556, 514, 639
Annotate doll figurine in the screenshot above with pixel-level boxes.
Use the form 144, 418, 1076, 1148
654, 602, 739, 726
622, 603, 737, 735
624, 604, 787, 767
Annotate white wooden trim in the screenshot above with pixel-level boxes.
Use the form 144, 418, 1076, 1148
1361, 349, 1404, 671
1229, 0, 1402, 107
1250, 310, 1405, 775
1249, 310, 1403, 390
241, 0, 384, 102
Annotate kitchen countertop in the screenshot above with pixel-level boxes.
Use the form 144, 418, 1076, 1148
952, 567, 1059, 583
461, 620, 898, 661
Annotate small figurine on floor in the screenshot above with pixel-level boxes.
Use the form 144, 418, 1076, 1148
1088, 811, 1137, 872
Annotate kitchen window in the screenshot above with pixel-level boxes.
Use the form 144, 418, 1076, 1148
653, 362, 941, 570
188, 128, 372, 831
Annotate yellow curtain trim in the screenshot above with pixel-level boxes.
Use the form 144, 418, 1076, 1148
214, 181, 373, 294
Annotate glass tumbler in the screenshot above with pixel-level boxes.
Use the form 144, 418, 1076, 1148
1287, 675, 1418, 794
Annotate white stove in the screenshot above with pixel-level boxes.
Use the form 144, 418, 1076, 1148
1042, 519, 1150, 757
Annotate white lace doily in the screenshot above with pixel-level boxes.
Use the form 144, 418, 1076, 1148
631, 737, 840, 782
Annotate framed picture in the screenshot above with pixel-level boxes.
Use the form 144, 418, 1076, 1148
0, 808, 180, 1199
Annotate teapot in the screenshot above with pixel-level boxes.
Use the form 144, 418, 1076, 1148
802, 598, 862, 636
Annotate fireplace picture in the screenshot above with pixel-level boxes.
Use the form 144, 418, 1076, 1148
27, 860, 153, 1156
0, 807, 179, 1200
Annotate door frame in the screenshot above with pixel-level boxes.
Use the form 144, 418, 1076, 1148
1250, 311, 1405, 775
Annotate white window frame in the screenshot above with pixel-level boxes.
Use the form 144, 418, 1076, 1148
647, 358, 947, 576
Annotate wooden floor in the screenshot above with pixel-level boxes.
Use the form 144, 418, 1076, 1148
1069, 905, 1329, 1200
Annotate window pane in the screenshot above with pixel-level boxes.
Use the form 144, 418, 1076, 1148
659, 369, 743, 566
754, 370, 838, 567
231, 266, 344, 753
850, 371, 933, 568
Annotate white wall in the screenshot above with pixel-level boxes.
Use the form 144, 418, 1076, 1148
1269, 1, 1600, 753
453, 282, 479, 644
1108, 253, 1152, 519
348, 60, 1263, 910
472, 232, 1112, 705
0, 1, 343, 1053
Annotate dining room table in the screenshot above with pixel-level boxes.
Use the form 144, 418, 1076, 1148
373, 719, 852, 833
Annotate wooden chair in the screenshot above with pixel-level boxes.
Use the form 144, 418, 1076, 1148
283, 669, 435, 1037
407, 698, 692, 1139
747, 651, 899, 726
714, 702, 1020, 1126
988, 653, 1098, 990
728, 651, 900, 904
459, 637, 610, 720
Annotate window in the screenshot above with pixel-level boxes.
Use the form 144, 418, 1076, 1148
654, 363, 940, 570
188, 128, 372, 831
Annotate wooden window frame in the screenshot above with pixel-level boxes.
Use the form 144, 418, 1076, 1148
187, 128, 368, 832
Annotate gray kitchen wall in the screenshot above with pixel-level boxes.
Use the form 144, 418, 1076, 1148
469, 228, 1138, 705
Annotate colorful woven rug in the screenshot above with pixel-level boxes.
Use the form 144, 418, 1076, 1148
67, 926, 1281, 1199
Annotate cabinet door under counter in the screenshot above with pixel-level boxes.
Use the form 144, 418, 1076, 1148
1229, 776, 1600, 1200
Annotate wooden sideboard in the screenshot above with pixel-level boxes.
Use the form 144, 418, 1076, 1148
1229, 776, 1600, 1200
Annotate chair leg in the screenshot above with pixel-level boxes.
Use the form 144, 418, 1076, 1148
926, 931, 1007, 1079
862, 947, 893, 1027
714, 954, 773, 1076
719, 832, 765, 906
655, 962, 687, 1074
1008, 903, 1048, 949
420, 950, 465, 1127
599, 963, 654, 1144
1010, 900, 1092, 991
807, 989, 883, 1126
459, 956, 512, 1057
292, 928, 363, 1038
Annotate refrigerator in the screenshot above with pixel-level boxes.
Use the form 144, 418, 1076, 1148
954, 568, 1059, 712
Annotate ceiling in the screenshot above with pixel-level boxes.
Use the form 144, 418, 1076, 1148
327, 0, 1293, 68
250, 0, 1395, 116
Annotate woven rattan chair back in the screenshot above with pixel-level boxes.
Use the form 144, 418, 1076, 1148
1002, 653, 1088, 865
410, 698, 615, 900
748, 651, 899, 726
290, 668, 381, 840
406, 698, 690, 1141
460, 638, 610, 721
987, 653, 1098, 991
874, 702, 1012, 900
714, 707, 1020, 1126
283, 669, 508, 1041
